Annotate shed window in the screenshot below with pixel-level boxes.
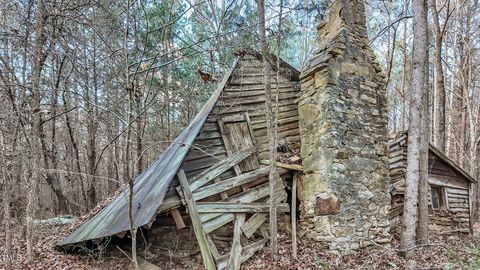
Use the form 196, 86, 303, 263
431, 187, 444, 209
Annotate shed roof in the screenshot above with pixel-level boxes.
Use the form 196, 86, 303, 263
61, 50, 300, 246
428, 143, 476, 183
389, 131, 476, 184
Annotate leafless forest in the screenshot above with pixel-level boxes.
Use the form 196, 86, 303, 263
1, 0, 480, 269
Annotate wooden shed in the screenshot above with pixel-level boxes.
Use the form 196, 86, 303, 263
60, 49, 302, 269
389, 132, 476, 234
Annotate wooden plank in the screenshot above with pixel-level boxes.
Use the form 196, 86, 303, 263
446, 187, 469, 196
210, 106, 298, 123
222, 120, 259, 172
256, 129, 300, 146
252, 115, 299, 130
196, 202, 290, 213
254, 122, 299, 137
218, 118, 244, 177
157, 196, 182, 213
444, 188, 450, 211
199, 173, 287, 232
227, 214, 246, 270
182, 155, 229, 175
184, 147, 227, 162
446, 192, 469, 199
207, 235, 221, 260
220, 92, 298, 104
292, 173, 298, 259
178, 170, 216, 270
193, 167, 270, 202
223, 87, 297, 96
449, 207, 470, 213
429, 176, 469, 190
217, 239, 268, 270
179, 147, 256, 195
215, 177, 229, 200
216, 99, 298, 114
243, 112, 258, 147
200, 183, 270, 224
260, 160, 304, 172
242, 213, 267, 238
204, 213, 235, 234
197, 131, 223, 141
170, 208, 186, 229
469, 183, 473, 229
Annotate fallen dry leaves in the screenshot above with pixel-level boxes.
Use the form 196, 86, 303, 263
242, 233, 480, 270
2, 222, 480, 269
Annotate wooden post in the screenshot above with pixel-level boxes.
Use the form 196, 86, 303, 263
170, 208, 186, 229
292, 173, 298, 260
178, 170, 216, 270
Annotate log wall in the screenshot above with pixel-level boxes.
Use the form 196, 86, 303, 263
151, 53, 300, 269
389, 132, 472, 234
164, 53, 300, 197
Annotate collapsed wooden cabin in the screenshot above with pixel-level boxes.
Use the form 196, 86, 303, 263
389, 132, 476, 234
60, 49, 302, 269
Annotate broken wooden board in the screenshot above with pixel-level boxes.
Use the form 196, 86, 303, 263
178, 170, 216, 270
199, 183, 271, 223
196, 202, 290, 213
216, 239, 268, 270
242, 213, 267, 239
170, 208, 186, 229
192, 167, 270, 201
227, 214, 246, 270
259, 159, 304, 172
176, 147, 257, 200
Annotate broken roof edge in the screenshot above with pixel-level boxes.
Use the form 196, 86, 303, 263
59, 57, 241, 247
428, 143, 476, 183
235, 47, 301, 81
389, 130, 476, 184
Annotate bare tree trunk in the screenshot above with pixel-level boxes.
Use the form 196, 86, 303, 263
135, 82, 145, 175
63, 83, 85, 213
3, 184, 12, 270
27, 0, 47, 262
417, 52, 430, 244
124, 1, 138, 268
400, 0, 428, 258
457, 0, 471, 167
400, 0, 409, 131
431, 0, 447, 152
1, 133, 13, 270
257, 0, 279, 255
446, 0, 460, 156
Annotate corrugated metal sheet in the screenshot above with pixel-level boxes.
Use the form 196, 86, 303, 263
60, 59, 240, 246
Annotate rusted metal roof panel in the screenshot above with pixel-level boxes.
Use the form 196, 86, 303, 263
60, 58, 239, 246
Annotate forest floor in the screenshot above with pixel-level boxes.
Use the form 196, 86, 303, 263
2, 222, 480, 270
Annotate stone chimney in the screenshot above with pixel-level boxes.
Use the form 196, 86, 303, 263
298, 0, 390, 252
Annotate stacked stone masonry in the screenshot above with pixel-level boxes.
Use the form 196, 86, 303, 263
298, 0, 391, 252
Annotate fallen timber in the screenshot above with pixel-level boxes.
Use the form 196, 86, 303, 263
170, 147, 293, 269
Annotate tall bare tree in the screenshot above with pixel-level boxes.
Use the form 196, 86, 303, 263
417, 40, 430, 244
430, 0, 450, 152
257, 0, 280, 255
26, 0, 48, 262
401, 0, 429, 258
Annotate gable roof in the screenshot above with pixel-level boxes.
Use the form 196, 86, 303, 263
61, 50, 301, 246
